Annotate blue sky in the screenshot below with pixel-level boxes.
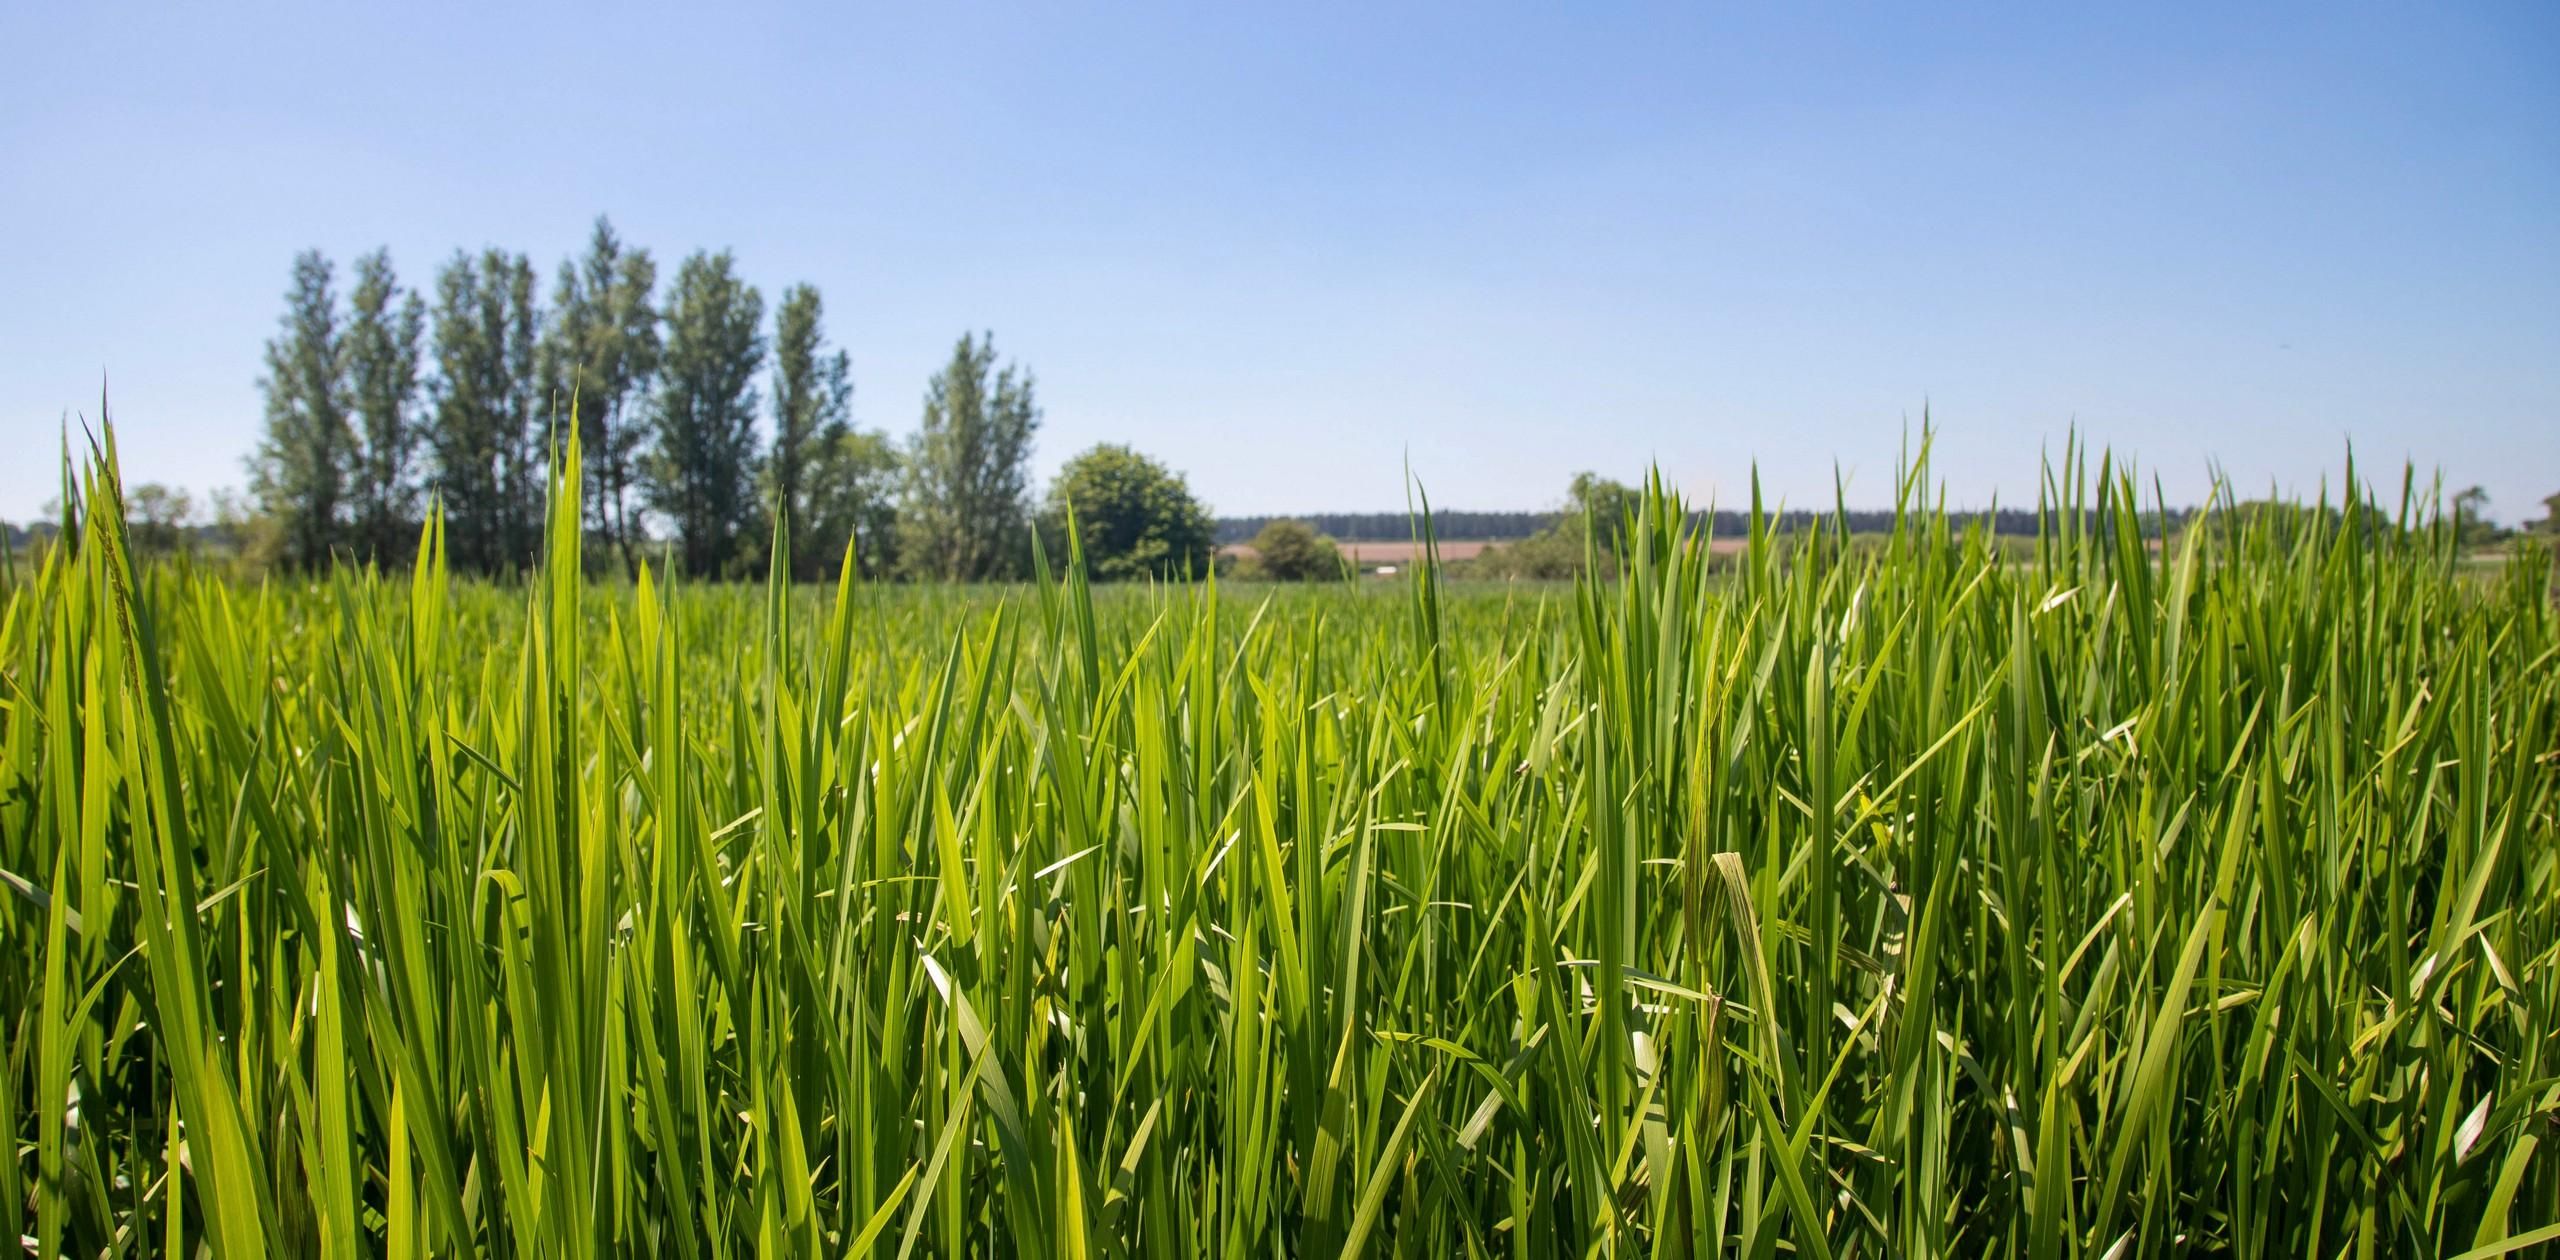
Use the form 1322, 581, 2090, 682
5, 3, 2556, 523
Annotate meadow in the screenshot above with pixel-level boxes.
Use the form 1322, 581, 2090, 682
3, 433, 2554, 1257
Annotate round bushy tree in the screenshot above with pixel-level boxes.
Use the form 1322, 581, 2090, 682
1045, 443, 1216, 581
1245, 518, 1341, 581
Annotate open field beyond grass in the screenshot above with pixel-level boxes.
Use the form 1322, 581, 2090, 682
4, 436, 2555, 1256
1221, 536, 1755, 570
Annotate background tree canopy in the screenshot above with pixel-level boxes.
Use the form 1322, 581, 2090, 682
899, 332, 1038, 582
218, 229, 2544, 590
1241, 518, 1341, 581
1044, 443, 1214, 581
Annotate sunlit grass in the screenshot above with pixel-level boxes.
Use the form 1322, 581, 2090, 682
3, 430, 2553, 1257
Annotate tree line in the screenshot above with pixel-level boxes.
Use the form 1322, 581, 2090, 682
58, 232, 2554, 587
1217, 505, 2089, 546
245, 217, 1216, 582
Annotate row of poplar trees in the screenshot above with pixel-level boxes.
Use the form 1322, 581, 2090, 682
251, 216, 1039, 581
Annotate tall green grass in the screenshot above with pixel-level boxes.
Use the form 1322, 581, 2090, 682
3, 430, 2554, 1256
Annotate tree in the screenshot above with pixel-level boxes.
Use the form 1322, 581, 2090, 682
1564, 472, 1637, 552
495, 254, 544, 566
127, 483, 195, 557
2539, 491, 2560, 537
426, 249, 542, 574
249, 250, 351, 569
645, 250, 766, 577
805, 430, 902, 581
539, 217, 660, 570
1462, 471, 1635, 579
900, 333, 1039, 581
344, 249, 426, 565
1243, 518, 1340, 581
1044, 443, 1214, 581
767, 283, 853, 580
2453, 485, 2501, 549
426, 253, 500, 572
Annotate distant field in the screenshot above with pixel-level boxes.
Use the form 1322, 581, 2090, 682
1220, 538, 1495, 567
1222, 536, 1753, 569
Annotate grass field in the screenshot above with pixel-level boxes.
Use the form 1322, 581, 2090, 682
4, 433, 2556, 1257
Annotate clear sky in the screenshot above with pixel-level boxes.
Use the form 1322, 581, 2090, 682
5, 3, 2556, 524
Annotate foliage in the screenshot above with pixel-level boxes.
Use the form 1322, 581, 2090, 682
1562, 470, 1636, 548
768, 283, 856, 581
899, 332, 1040, 581
344, 249, 428, 566
1239, 517, 1340, 580
427, 248, 544, 574
764, 283, 899, 581
2455, 484, 2505, 548
124, 482, 195, 556
4, 433, 2556, 1256
1214, 505, 2075, 545
1043, 443, 1215, 580
1464, 470, 1634, 579
806, 428, 903, 581
1463, 530, 1581, 579
645, 250, 766, 577
248, 250, 353, 569
540, 217, 661, 571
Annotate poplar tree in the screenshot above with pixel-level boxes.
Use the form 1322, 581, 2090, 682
427, 249, 541, 573
899, 332, 1039, 581
768, 284, 857, 580
250, 250, 351, 569
539, 217, 660, 569
770, 280, 903, 583
496, 253, 542, 566
645, 250, 765, 577
343, 249, 426, 564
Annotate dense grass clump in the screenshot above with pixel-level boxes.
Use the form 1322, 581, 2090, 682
3, 432, 2555, 1257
